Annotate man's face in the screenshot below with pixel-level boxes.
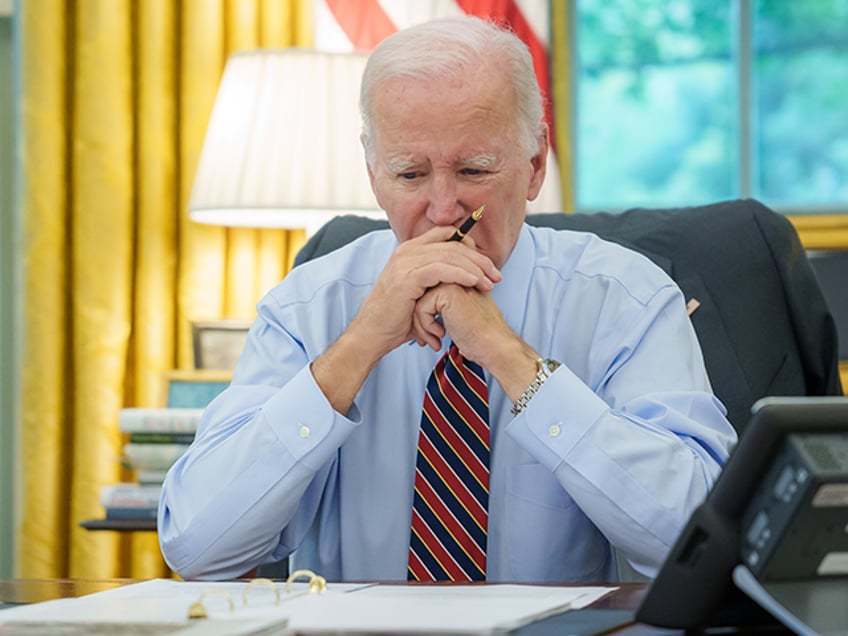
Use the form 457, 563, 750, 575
365, 63, 547, 269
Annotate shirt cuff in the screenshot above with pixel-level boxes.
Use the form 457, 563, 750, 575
505, 365, 609, 472
260, 364, 360, 471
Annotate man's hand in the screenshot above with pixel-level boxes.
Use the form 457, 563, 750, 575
311, 227, 501, 414
351, 226, 502, 359
413, 284, 542, 403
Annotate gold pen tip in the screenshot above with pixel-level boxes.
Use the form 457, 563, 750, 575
471, 205, 485, 221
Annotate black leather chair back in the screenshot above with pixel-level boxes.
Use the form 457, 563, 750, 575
294, 199, 843, 432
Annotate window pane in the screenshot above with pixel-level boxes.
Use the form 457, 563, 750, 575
576, 0, 737, 210
753, 0, 848, 207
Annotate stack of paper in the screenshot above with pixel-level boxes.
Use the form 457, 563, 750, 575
0, 578, 616, 635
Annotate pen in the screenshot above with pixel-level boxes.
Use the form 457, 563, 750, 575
448, 205, 486, 242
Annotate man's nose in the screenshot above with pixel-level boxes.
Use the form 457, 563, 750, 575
425, 177, 465, 226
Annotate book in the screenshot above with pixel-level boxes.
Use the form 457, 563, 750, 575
99, 483, 162, 509
128, 432, 195, 444
135, 469, 169, 485
123, 442, 191, 471
119, 408, 204, 434
165, 370, 232, 409
104, 506, 158, 520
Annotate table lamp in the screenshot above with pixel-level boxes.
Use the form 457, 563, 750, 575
188, 49, 384, 236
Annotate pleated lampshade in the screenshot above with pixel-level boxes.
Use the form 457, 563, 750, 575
188, 49, 384, 235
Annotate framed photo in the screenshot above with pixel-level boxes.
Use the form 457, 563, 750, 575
191, 320, 252, 370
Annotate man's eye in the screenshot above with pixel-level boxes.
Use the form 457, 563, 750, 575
399, 172, 419, 180
461, 168, 486, 176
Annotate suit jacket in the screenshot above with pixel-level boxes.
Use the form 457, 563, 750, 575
295, 198, 843, 432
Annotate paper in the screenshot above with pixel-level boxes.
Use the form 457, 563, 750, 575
0, 578, 615, 635
276, 583, 614, 633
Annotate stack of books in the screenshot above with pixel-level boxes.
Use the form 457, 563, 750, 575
99, 408, 204, 521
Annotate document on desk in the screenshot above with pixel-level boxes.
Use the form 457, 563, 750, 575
0, 578, 615, 634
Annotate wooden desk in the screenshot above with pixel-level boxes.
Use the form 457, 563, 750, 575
0, 579, 790, 634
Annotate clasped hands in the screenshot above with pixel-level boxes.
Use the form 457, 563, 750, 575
315, 226, 544, 414
354, 226, 517, 371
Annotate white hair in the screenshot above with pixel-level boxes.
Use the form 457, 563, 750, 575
360, 15, 546, 167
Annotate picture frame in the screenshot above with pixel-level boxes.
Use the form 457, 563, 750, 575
191, 320, 252, 370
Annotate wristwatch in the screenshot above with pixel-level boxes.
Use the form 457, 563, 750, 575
511, 358, 561, 416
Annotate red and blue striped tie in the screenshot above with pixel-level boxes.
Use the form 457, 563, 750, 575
408, 343, 490, 581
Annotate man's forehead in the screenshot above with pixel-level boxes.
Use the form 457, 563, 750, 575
373, 64, 514, 118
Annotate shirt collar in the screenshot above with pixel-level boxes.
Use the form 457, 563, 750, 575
491, 224, 534, 336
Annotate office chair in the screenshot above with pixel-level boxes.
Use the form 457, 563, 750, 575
294, 198, 843, 433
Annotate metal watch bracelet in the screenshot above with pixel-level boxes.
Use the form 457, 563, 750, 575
510, 358, 561, 416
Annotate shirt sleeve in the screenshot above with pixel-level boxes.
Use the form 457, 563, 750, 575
505, 283, 737, 577
158, 327, 360, 580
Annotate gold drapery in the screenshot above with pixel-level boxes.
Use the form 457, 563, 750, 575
17, 0, 313, 579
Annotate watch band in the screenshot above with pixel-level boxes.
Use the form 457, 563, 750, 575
510, 358, 561, 416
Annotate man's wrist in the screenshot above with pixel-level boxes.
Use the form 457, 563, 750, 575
511, 358, 561, 416
312, 330, 380, 415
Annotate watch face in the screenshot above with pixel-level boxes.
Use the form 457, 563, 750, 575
543, 359, 562, 374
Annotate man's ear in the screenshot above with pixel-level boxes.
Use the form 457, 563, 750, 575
526, 126, 549, 202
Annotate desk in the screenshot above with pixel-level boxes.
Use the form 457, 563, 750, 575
0, 579, 790, 634
0, 578, 642, 605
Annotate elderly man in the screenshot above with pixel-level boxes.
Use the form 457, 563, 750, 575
159, 15, 736, 582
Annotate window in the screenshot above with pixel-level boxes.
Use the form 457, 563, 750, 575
575, 0, 848, 214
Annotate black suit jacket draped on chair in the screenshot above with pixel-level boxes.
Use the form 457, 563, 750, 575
294, 198, 843, 432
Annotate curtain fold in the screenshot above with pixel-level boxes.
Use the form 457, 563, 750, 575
129, 0, 179, 579
18, 0, 71, 579
68, 0, 135, 580
17, 0, 313, 579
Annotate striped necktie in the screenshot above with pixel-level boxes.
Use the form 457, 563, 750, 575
408, 343, 490, 581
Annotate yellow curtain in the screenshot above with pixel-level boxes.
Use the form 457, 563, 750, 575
17, 0, 313, 580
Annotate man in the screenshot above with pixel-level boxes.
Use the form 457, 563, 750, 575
159, 15, 736, 582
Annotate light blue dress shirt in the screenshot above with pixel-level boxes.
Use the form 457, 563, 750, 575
159, 224, 737, 582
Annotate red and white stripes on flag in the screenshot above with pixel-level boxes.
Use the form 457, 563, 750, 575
313, 0, 563, 213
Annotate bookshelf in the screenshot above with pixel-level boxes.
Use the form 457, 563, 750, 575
79, 518, 156, 532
